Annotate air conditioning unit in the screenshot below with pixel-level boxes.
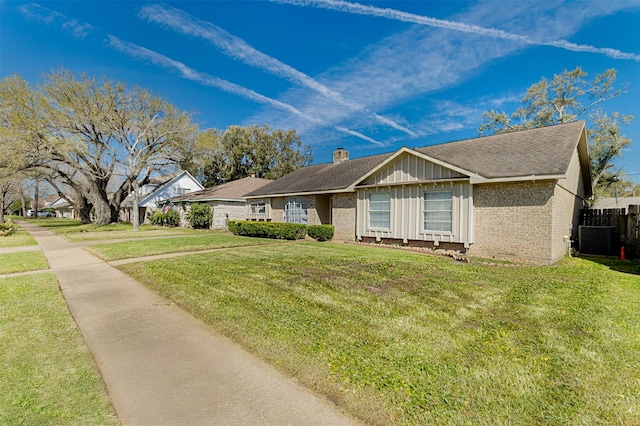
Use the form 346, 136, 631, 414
578, 226, 615, 256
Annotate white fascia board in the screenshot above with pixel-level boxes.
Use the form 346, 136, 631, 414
164, 197, 244, 203
470, 174, 564, 184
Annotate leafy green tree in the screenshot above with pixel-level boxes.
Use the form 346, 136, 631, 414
478, 67, 633, 193
183, 125, 312, 187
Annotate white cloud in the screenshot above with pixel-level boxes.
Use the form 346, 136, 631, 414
17, 3, 93, 38
138, 4, 416, 137
276, 0, 640, 61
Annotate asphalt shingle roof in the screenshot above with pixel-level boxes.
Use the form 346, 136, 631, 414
245, 153, 393, 197
246, 121, 586, 197
417, 121, 585, 179
167, 176, 273, 202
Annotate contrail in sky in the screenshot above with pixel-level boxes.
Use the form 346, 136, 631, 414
17, 3, 384, 146
139, 4, 417, 136
275, 0, 640, 62
108, 36, 384, 146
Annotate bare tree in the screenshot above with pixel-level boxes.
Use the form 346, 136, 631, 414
1, 70, 197, 226
0, 178, 21, 222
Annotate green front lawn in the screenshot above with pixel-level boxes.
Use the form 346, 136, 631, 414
0, 227, 38, 248
87, 234, 287, 261
0, 251, 49, 274
120, 243, 640, 425
0, 274, 117, 425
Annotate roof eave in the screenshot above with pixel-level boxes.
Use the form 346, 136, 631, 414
470, 174, 565, 184
576, 123, 593, 197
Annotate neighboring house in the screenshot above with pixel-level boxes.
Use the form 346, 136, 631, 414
245, 121, 592, 264
163, 176, 273, 229
48, 197, 76, 218
120, 171, 204, 223
27, 195, 58, 217
591, 196, 640, 210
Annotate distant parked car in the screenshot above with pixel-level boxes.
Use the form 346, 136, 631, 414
27, 209, 54, 217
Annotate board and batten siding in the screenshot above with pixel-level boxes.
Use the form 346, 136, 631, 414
363, 152, 466, 185
356, 153, 473, 244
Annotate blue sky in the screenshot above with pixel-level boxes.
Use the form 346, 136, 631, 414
2, 0, 640, 182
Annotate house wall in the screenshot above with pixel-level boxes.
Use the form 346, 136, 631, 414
175, 200, 246, 229
332, 193, 356, 240
211, 201, 246, 229
141, 174, 203, 208
469, 180, 556, 263
356, 182, 472, 244
552, 149, 588, 260
315, 195, 331, 225
305, 196, 320, 225
270, 197, 284, 222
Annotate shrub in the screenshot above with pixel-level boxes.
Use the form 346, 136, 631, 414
186, 203, 213, 229
149, 211, 165, 226
228, 220, 307, 240
227, 220, 240, 235
307, 224, 334, 241
150, 209, 181, 227
0, 220, 17, 236
163, 209, 180, 227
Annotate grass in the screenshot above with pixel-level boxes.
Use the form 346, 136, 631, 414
119, 242, 640, 425
0, 227, 38, 248
87, 234, 287, 261
0, 274, 118, 425
21, 218, 198, 242
0, 251, 49, 274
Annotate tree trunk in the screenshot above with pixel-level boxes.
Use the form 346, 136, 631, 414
0, 190, 4, 223
132, 181, 140, 231
34, 177, 39, 219
77, 196, 93, 224
20, 193, 27, 217
110, 204, 120, 224
93, 197, 112, 225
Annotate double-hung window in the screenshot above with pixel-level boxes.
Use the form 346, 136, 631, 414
423, 190, 453, 232
369, 192, 390, 229
284, 198, 308, 224
250, 199, 266, 215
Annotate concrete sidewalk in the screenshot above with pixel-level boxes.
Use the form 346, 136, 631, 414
20, 222, 356, 426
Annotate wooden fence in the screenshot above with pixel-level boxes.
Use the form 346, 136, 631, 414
579, 205, 640, 258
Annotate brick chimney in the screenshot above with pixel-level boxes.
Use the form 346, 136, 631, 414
333, 148, 349, 164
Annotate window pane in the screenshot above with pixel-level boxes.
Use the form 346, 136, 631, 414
369, 192, 390, 229
284, 199, 307, 224
423, 190, 452, 232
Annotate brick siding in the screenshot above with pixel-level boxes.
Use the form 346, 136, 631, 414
469, 181, 557, 263
332, 193, 356, 240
